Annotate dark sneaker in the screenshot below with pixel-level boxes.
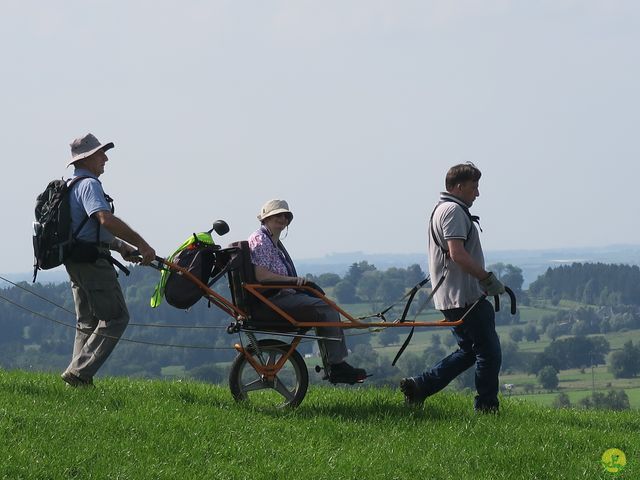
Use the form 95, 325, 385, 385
61, 371, 94, 388
328, 362, 368, 385
474, 396, 499, 414
475, 405, 499, 415
400, 377, 425, 406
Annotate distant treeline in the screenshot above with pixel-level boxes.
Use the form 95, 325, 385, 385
308, 260, 525, 304
309, 260, 524, 326
0, 260, 523, 379
529, 262, 640, 306
1, 260, 639, 384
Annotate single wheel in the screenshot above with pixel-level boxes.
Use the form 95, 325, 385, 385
228, 339, 309, 408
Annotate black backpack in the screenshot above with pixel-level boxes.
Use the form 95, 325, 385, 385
32, 176, 92, 281
164, 242, 218, 309
150, 221, 231, 310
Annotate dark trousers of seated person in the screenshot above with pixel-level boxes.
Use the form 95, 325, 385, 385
272, 293, 348, 365
414, 299, 501, 409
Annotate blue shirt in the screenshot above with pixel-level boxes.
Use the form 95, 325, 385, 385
68, 168, 114, 244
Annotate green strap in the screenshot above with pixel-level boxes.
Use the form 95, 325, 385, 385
150, 232, 215, 308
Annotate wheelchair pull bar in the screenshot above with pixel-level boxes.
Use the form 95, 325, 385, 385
493, 286, 517, 315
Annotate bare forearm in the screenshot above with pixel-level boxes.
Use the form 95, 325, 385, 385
94, 211, 149, 249
254, 265, 294, 283
447, 239, 488, 280
453, 254, 487, 279
92, 211, 155, 265
254, 265, 308, 287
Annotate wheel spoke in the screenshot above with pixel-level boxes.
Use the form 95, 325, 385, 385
265, 351, 279, 367
230, 341, 308, 408
273, 376, 295, 402
241, 376, 268, 393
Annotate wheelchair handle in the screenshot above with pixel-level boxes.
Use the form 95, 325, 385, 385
124, 250, 165, 269
493, 286, 517, 315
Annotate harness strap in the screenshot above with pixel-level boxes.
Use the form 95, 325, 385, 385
429, 196, 481, 256
358, 276, 431, 322
391, 272, 446, 366
98, 251, 131, 276
398, 196, 480, 365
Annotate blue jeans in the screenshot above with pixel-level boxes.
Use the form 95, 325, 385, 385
414, 299, 501, 410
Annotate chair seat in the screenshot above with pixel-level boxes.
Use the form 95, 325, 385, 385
242, 303, 317, 333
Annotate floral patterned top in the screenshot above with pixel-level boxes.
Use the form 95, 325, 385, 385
248, 227, 295, 277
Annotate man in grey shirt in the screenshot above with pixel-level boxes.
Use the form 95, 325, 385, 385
401, 162, 505, 412
61, 133, 156, 387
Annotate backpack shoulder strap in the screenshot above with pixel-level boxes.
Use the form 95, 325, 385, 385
66, 174, 98, 189
66, 175, 99, 239
429, 202, 448, 256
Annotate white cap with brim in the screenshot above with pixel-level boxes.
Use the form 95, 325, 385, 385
257, 199, 293, 223
67, 133, 114, 167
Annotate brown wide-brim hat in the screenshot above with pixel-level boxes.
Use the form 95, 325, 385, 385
67, 133, 114, 167
257, 199, 293, 223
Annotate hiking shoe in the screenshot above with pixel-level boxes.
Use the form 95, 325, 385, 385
475, 405, 499, 415
61, 371, 93, 388
474, 396, 499, 414
400, 377, 425, 406
328, 362, 368, 385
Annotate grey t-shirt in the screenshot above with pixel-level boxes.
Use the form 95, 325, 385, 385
428, 193, 484, 310
68, 168, 115, 244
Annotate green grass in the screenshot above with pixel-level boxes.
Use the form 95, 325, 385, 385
598, 329, 640, 350
501, 364, 640, 409
518, 304, 557, 323
1, 369, 638, 479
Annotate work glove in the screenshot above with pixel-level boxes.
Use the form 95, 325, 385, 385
479, 272, 505, 296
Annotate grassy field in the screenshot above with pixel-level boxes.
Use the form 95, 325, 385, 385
500, 364, 640, 409
1, 369, 637, 479
510, 387, 640, 408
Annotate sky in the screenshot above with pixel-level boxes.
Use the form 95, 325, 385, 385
1, 1, 639, 275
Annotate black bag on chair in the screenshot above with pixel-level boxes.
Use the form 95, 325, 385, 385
164, 243, 216, 309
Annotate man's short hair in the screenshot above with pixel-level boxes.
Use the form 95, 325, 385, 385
445, 162, 482, 191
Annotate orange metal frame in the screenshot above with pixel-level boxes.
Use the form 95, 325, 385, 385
243, 283, 464, 328
157, 256, 466, 381
157, 256, 464, 330
233, 336, 303, 381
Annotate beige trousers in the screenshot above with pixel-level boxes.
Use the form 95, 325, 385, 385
64, 256, 129, 380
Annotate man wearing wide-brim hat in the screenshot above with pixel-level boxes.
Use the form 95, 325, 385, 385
60, 133, 156, 387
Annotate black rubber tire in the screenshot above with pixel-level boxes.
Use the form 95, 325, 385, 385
228, 339, 309, 408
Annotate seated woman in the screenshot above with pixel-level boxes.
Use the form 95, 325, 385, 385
248, 199, 367, 384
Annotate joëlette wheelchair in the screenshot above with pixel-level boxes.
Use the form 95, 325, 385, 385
144, 223, 516, 408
